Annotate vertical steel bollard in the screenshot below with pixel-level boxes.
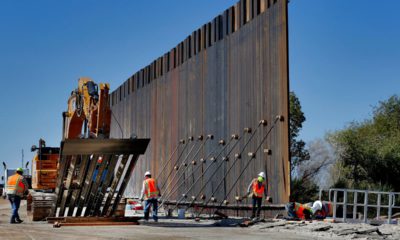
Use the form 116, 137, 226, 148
353, 191, 358, 220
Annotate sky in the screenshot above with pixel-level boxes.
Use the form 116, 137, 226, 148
0, 0, 399, 172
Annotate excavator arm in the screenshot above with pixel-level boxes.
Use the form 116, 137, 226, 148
62, 77, 111, 140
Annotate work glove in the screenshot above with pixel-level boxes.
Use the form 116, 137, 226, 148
303, 209, 312, 220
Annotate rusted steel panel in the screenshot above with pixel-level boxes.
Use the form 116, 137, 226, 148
110, 0, 289, 208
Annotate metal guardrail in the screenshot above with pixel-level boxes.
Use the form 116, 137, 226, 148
327, 188, 400, 224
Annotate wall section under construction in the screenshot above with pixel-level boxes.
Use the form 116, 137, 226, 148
109, 0, 290, 205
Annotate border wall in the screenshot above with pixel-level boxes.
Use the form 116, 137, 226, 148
109, 0, 290, 206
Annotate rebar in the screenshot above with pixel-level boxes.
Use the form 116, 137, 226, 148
160, 135, 203, 194
155, 139, 185, 182
159, 136, 193, 191
159, 135, 213, 208
162, 138, 228, 210
210, 116, 282, 217
192, 119, 268, 215
179, 120, 266, 213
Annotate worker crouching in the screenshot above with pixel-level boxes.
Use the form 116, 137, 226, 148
140, 171, 161, 222
285, 200, 332, 220
6, 168, 29, 224
285, 202, 313, 220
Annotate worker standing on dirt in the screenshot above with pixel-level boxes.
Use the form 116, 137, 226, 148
6, 168, 29, 224
140, 171, 161, 222
247, 172, 271, 219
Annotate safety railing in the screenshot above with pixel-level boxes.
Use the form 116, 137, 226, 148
327, 188, 400, 224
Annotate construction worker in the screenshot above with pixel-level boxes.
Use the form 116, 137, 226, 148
247, 172, 271, 219
140, 171, 161, 222
6, 168, 29, 224
285, 202, 313, 220
311, 200, 333, 219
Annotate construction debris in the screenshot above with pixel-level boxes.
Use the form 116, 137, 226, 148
49, 216, 140, 228
244, 218, 399, 239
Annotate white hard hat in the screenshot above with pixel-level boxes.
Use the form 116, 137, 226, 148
144, 171, 151, 177
258, 172, 266, 179
311, 200, 322, 214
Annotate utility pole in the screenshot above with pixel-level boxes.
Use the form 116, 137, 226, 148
21, 149, 24, 169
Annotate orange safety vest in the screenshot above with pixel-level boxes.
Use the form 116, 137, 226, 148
294, 203, 310, 219
252, 178, 266, 197
144, 178, 159, 199
7, 174, 26, 197
323, 202, 333, 217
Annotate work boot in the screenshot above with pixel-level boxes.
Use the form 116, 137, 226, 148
144, 212, 149, 221
16, 219, 23, 223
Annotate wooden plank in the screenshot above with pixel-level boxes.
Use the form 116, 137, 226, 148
53, 222, 139, 227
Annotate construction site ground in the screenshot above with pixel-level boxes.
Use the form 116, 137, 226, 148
0, 199, 399, 240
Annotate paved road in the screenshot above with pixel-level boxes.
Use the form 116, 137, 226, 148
5, 198, 397, 240
0, 198, 318, 240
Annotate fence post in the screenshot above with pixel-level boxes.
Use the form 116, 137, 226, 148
377, 193, 381, 220
363, 191, 368, 223
353, 191, 358, 220
343, 190, 347, 222
388, 192, 393, 224
333, 190, 337, 221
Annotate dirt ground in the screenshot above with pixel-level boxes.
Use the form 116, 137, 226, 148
0, 198, 398, 240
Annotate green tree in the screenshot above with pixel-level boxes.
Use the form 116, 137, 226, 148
289, 92, 316, 202
289, 92, 310, 176
328, 95, 400, 191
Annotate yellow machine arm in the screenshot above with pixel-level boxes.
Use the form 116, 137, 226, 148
63, 77, 111, 139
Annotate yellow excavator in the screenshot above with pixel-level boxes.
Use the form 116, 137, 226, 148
28, 77, 112, 220
62, 77, 111, 140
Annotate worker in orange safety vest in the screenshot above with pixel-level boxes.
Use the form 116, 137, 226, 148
285, 202, 313, 220
311, 200, 333, 219
140, 171, 161, 222
246, 172, 271, 219
6, 168, 29, 224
